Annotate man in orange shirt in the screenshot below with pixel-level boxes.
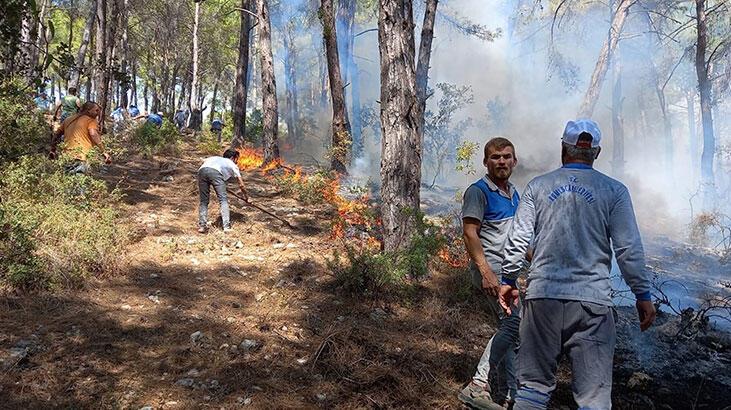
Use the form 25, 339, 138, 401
51, 102, 111, 173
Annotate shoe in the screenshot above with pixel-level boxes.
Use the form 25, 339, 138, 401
223, 227, 233, 233
458, 382, 505, 410
197, 226, 208, 234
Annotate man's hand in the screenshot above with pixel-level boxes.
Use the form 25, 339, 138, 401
103, 152, 112, 164
499, 284, 520, 315
479, 266, 500, 297
240, 189, 249, 202
636, 300, 656, 331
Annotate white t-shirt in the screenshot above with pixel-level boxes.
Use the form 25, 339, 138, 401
199, 156, 242, 180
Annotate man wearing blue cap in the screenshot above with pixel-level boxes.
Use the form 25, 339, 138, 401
498, 119, 656, 409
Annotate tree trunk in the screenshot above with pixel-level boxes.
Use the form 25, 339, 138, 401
119, 0, 129, 107
686, 90, 699, 185
258, 0, 280, 164
188, 0, 202, 130
695, 0, 715, 204
321, 0, 352, 173
577, 0, 631, 118
94, 0, 108, 127
282, 22, 299, 146
231, 0, 252, 149
378, 0, 422, 252
69, 0, 97, 89
611, 43, 624, 179
209, 80, 218, 123
416, 0, 438, 126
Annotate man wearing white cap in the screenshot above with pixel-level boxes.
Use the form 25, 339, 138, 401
498, 119, 656, 409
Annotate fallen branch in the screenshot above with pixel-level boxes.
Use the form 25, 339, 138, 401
227, 189, 298, 230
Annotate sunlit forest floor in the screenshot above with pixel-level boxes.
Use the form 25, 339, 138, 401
1, 141, 730, 409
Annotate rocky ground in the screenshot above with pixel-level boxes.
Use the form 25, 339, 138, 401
1, 142, 730, 409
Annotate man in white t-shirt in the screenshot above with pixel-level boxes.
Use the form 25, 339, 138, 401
198, 149, 248, 233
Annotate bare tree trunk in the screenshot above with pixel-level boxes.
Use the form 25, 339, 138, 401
188, 0, 202, 130
282, 22, 300, 146
611, 43, 624, 179
686, 90, 699, 184
69, 1, 97, 89
695, 0, 715, 205
258, 0, 280, 164
231, 0, 252, 149
94, 0, 108, 127
378, 0, 422, 252
577, 0, 631, 118
416, 0, 438, 124
209, 79, 219, 123
119, 0, 129, 107
321, 0, 352, 173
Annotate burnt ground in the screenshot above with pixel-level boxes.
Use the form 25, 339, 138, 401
1, 142, 730, 409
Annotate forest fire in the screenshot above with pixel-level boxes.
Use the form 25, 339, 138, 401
235, 147, 265, 170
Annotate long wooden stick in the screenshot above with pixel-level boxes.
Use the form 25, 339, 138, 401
227, 189, 297, 229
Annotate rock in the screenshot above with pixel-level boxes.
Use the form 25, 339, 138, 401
186, 369, 200, 377
232, 302, 242, 309
235, 241, 244, 249
139, 406, 154, 410
187, 239, 197, 245
627, 372, 652, 389
219, 343, 230, 350
148, 295, 160, 304
296, 357, 308, 365
175, 378, 195, 388
316, 393, 327, 401
121, 304, 132, 310
209, 379, 220, 389
240, 339, 259, 351
255, 293, 266, 302
286, 243, 298, 249
370, 308, 387, 321
190, 331, 203, 344
150, 273, 159, 279
272, 243, 286, 249
163, 175, 174, 182
237, 397, 252, 406
226, 317, 236, 323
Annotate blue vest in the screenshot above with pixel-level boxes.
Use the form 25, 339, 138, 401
147, 113, 163, 127
471, 178, 520, 222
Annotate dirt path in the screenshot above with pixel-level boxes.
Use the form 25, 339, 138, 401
1, 144, 730, 409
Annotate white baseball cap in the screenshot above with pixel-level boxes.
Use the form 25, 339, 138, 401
562, 119, 601, 148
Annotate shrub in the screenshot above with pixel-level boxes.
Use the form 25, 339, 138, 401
0, 155, 127, 289
133, 120, 180, 156
197, 130, 223, 155
273, 169, 335, 205
327, 211, 446, 294
0, 79, 51, 164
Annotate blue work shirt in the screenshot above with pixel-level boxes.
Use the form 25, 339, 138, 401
147, 113, 163, 127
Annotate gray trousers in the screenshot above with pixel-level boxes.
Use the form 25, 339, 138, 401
198, 167, 230, 229
470, 267, 520, 400
514, 299, 616, 410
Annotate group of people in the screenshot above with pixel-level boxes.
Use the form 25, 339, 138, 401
458, 119, 656, 410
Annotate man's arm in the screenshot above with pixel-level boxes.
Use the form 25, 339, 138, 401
89, 123, 110, 162
499, 183, 536, 314
53, 102, 61, 120
463, 218, 500, 296
236, 176, 248, 201
50, 122, 65, 157
609, 186, 656, 331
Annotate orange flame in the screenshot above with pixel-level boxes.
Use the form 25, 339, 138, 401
236, 147, 265, 171
438, 246, 468, 268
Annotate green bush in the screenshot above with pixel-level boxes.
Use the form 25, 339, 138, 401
0, 79, 51, 164
133, 120, 180, 156
273, 169, 334, 205
197, 130, 223, 155
327, 211, 446, 294
0, 155, 127, 289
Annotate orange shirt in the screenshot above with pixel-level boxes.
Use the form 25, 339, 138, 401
61, 114, 99, 160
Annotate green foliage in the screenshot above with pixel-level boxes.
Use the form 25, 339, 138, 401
0, 79, 51, 163
197, 130, 222, 155
328, 211, 446, 295
0, 155, 127, 289
246, 109, 264, 144
273, 169, 334, 205
132, 120, 180, 156
455, 141, 479, 176
423, 83, 474, 186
